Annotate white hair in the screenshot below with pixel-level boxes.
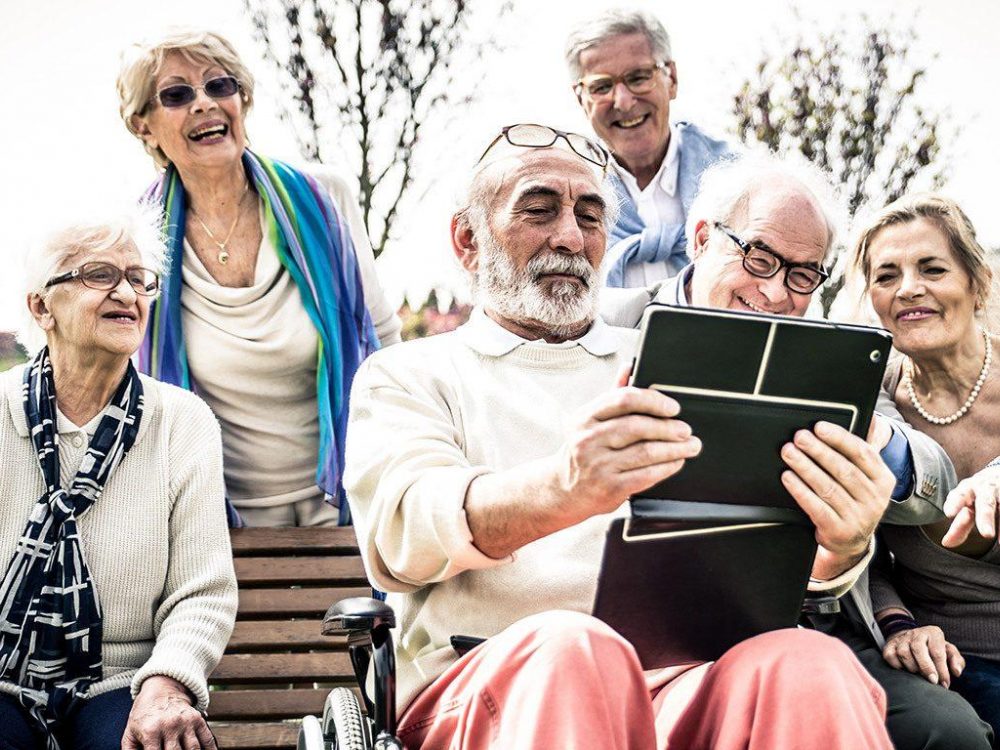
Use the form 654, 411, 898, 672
19, 201, 167, 352
685, 149, 846, 264
564, 8, 672, 80
454, 140, 621, 240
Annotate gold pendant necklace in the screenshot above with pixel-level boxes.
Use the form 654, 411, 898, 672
191, 182, 249, 264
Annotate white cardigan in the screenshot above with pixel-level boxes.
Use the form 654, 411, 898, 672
0, 365, 238, 710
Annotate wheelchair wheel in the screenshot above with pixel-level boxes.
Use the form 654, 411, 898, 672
323, 687, 370, 750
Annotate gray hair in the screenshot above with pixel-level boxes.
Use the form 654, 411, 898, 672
117, 28, 255, 168
454, 143, 621, 244
564, 8, 672, 80
19, 202, 168, 352
685, 150, 845, 264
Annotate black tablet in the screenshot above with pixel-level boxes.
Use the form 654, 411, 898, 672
592, 515, 816, 667
629, 304, 892, 512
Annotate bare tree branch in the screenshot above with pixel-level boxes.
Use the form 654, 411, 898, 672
731, 15, 956, 315
243, 0, 509, 257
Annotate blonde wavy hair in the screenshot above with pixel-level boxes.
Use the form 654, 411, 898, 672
117, 28, 255, 168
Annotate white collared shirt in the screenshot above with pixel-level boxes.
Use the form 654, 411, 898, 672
461, 308, 623, 358
612, 122, 684, 229
611, 123, 685, 287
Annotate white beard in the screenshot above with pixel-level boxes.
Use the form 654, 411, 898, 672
474, 229, 601, 337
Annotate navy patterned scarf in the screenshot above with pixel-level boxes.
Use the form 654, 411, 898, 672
0, 348, 143, 747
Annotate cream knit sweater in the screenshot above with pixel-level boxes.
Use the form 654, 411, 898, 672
0, 365, 238, 711
344, 312, 635, 708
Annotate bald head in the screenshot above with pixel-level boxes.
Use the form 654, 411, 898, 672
685, 155, 841, 318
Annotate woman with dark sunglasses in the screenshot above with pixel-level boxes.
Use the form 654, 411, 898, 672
117, 30, 401, 529
0, 206, 237, 749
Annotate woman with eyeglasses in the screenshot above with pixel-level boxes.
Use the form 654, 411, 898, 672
116, 29, 401, 528
852, 193, 1000, 746
0, 206, 237, 749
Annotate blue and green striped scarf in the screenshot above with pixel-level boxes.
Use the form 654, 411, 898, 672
138, 151, 378, 524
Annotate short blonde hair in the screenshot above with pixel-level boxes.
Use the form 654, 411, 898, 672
117, 28, 255, 168
852, 193, 993, 310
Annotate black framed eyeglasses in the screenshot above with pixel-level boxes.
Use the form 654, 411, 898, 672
45, 262, 160, 296
477, 124, 609, 171
151, 75, 241, 109
573, 61, 671, 101
714, 223, 829, 294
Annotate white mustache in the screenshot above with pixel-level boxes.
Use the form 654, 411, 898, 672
527, 254, 595, 286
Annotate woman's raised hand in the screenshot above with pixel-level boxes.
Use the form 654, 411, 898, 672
942, 464, 1000, 547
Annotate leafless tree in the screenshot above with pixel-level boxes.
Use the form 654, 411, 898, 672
246, 0, 510, 257
732, 17, 955, 313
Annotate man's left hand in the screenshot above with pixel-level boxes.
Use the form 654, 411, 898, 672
781, 421, 894, 577
122, 676, 216, 750
942, 464, 1000, 547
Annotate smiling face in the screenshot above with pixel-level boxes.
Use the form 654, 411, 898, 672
866, 217, 980, 357
33, 242, 152, 363
577, 32, 677, 187
455, 149, 608, 339
131, 50, 247, 175
688, 177, 829, 317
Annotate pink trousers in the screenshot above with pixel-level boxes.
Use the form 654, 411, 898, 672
397, 611, 891, 750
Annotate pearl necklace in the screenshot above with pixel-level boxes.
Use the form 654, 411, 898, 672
905, 329, 992, 425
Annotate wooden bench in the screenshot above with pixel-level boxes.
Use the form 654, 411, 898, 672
209, 527, 370, 750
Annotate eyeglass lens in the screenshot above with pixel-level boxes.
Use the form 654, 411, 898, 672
743, 248, 823, 293
80, 263, 159, 295
582, 66, 660, 99
157, 76, 240, 108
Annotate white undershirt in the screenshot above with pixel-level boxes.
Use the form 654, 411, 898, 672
181, 208, 323, 508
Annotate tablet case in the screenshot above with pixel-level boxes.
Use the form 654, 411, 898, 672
592, 515, 817, 667
630, 305, 892, 510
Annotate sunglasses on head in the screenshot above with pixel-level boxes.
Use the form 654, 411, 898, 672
152, 75, 241, 109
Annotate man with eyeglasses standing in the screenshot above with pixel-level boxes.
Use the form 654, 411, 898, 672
565, 8, 737, 289
603, 152, 994, 750
344, 129, 896, 749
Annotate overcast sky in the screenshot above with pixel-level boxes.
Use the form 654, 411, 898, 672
1, 0, 998, 333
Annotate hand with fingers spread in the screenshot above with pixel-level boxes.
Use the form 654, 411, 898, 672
780, 421, 895, 579
122, 676, 217, 750
881, 622, 965, 688
942, 464, 1000, 548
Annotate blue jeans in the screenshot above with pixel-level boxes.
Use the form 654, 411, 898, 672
0, 687, 132, 750
954, 655, 1000, 750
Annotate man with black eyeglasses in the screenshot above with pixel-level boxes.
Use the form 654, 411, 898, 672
565, 9, 737, 289
603, 152, 993, 750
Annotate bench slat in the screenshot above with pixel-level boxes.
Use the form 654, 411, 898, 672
229, 527, 359, 556
225, 620, 345, 652
211, 652, 354, 684
211, 721, 299, 750
234, 556, 368, 586
209, 688, 329, 720
237, 587, 369, 619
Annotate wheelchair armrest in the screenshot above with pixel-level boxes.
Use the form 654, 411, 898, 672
323, 597, 396, 636
801, 594, 840, 616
